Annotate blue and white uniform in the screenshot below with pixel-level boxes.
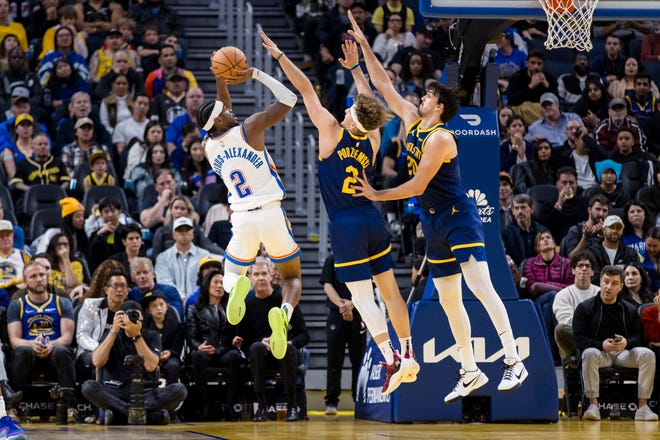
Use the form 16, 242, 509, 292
318, 128, 394, 282
204, 124, 300, 266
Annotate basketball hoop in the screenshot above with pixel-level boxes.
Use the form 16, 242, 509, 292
538, 0, 599, 51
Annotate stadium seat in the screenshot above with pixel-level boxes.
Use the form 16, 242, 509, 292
27, 208, 63, 243
526, 184, 559, 213
21, 184, 67, 216
620, 161, 651, 198
196, 182, 229, 223
642, 61, 660, 85
0, 185, 15, 215
82, 186, 130, 215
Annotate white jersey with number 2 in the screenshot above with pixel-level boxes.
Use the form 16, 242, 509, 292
204, 125, 285, 212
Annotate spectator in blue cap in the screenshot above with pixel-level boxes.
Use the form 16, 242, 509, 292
584, 159, 631, 209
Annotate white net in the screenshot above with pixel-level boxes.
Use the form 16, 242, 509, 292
537, 0, 599, 51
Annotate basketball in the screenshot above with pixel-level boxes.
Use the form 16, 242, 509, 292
211, 46, 248, 78
546, 0, 575, 13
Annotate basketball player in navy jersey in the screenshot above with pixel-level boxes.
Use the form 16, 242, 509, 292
346, 11, 528, 403
195, 58, 301, 360
261, 32, 419, 394
260, 32, 420, 394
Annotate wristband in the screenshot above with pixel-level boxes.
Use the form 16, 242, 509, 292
275, 51, 283, 60
131, 334, 142, 343
349, 63, 359, 70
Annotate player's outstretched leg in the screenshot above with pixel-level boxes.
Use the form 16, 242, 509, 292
226, 275, 251, 325
268, 306, 290, 359
373, 270, 419, 383
461, 259, 528, 392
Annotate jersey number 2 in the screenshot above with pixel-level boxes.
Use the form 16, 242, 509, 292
341, 165, 359, 194
230, 170, 252, 198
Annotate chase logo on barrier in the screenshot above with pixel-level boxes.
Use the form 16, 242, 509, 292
459, 114, 481, 126
466, 188, 494, 223
422, 336, 531, 364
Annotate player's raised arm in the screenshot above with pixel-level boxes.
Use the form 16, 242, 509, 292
260, 31, 339, 144
210, 52, 232, 109
340, 40, 371, 97
340, 40, 381, 160
347, 10, 418, 127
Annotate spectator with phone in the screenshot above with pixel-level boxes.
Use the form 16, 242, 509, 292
573, 265, 657, 421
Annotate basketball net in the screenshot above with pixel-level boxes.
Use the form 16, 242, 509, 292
537, 0, 599, 51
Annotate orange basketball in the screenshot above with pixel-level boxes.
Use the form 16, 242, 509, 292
547, 0, 575, 13
211, 46, 248, 78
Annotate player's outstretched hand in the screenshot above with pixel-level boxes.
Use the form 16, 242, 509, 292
260, 31, 283, 60
224, 67, 255, 85
347, 10, 368, 46
338, 40, 359, 69
353, 170, 377, 200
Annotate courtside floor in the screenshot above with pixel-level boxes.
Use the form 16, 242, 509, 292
20, 412, 660, 439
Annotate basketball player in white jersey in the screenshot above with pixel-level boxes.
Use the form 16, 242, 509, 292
196, 57, 301, 360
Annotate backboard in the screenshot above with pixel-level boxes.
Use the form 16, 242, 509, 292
419, 0, 660, 20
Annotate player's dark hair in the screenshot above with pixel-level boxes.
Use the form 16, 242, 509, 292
425, 81, 459, 122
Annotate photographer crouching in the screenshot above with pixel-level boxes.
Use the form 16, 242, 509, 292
81, 296, 187, 425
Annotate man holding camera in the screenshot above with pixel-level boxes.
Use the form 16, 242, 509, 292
7, 260, 77, 421
81, 296, 187, 425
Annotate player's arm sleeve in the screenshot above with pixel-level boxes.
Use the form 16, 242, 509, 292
251, 69, 297, 107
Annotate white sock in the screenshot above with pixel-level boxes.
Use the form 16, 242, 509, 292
0, 396, 6, 417
399, 337, 413, 357
377, 340, 395, 365
281, 303, 294, 321
222, 261, 249, 295
386, 212, 397, 223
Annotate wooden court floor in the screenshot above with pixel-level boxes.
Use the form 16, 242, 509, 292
20, 413, 660, 439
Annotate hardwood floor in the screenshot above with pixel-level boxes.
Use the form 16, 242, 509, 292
20, 413, 660, 439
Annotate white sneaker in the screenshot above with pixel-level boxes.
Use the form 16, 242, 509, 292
635, 405, 658, 421
401, 354, 420, 383
582, 404, 601, 421
444, 368, 489, 404
497, 358, 528, 392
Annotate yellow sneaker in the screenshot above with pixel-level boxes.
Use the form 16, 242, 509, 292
226, 275, 251, 325
268, 307, 289, 359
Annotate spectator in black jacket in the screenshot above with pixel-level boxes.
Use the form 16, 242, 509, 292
237, 259, 309, 422
536, 166, 588, 243
141, 291, 183, 385
586, 215, 640, 284
185, 270, 245, 421
506, 50, 558, 126
573, 265, 657, 421
501, 193, 548, 266
129, 0, 183, 39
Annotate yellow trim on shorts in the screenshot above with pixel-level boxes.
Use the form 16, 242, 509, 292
427, 257, 457, 264
450, 242, 485, 251
334, 245, 392, 268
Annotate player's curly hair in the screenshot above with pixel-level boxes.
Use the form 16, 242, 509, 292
425, 81, 460, 123
354, 94, 385, 132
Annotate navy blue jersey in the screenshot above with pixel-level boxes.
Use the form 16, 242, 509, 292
318, 128, 376, 220
405, 119, 465, 211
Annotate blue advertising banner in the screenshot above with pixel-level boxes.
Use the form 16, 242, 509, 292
354, 108, 557, 422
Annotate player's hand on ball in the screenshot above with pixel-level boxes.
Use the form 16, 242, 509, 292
224, 68, 254, 85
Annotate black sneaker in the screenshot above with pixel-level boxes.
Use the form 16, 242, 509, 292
147, 409, 170, 425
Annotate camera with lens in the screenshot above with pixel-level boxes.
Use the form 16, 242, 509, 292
124, 355, 146, 425
124, 354, 145, 374
49, 385, 76, 425
124, 309, 141, 324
